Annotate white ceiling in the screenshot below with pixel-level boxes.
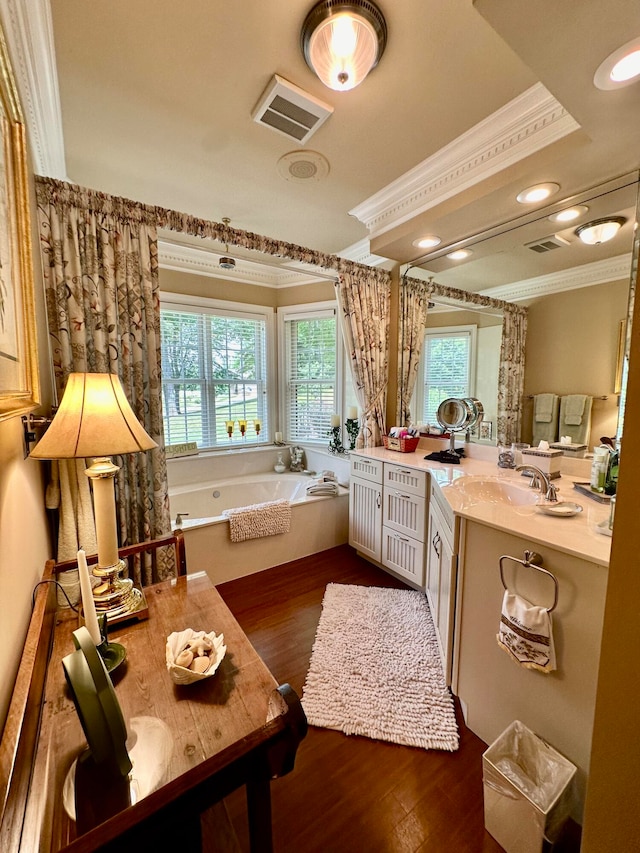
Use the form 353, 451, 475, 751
4, 0, 639, 281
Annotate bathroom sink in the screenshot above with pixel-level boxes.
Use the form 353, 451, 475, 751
446, 476, 540, 507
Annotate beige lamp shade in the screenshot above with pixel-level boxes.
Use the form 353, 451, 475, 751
30, 372, 157, 459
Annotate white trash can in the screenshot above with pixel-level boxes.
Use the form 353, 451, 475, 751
482, 720, 577, 853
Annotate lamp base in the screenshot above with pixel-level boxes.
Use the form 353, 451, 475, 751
92, 559, 149, 623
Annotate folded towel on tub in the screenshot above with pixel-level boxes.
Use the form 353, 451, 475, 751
222, 499, 291, 543
306, 481, 339, 496
497, 590, 556, 673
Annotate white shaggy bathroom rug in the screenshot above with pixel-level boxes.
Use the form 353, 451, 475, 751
301, 583, 459, 751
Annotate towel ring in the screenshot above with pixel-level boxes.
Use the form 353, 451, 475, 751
499, 550, 559, 613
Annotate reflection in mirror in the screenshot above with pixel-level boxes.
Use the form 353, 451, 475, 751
398, 274, 526, 447
400, 173, 639, 453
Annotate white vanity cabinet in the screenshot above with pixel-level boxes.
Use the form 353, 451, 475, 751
348, 455, 384, 562
425, 479, 459, 684
381, 463, 428, 587
349, 455, 429, 588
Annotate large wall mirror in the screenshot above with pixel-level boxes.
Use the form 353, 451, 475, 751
401, 172, 639, 448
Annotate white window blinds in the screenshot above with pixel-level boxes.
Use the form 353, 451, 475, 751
283, 309, 337, 442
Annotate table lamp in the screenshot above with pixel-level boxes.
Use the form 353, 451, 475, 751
30, 372, 158, 620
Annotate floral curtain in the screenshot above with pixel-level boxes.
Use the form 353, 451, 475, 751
397, 276, 433, 425
497, 305, 528, 446
35, 179, 173, 584
334, 271, 391, 448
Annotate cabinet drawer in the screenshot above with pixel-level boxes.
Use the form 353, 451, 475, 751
382, 527, 425, 586
383, 490, 426, 540
384, 463, 427, 496
350, 454, 383, 484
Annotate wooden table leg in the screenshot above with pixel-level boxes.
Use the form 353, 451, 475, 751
246, 765, 273, 853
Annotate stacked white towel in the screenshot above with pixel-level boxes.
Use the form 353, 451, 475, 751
497, 590, 556, 673
306, 470, 339, 496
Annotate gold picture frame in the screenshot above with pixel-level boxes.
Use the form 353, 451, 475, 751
0, 25, 39, 421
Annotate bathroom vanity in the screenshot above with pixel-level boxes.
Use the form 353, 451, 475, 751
349, 443, 611, 815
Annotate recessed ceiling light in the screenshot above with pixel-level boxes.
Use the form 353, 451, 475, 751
516, 183, 560, 204
548, 206, 589, 224
413, 235, 441, 249
447, 249, 472, 261
594, 37, 640, 90
575, 217, 627, 245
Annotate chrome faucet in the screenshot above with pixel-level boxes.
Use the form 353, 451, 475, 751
515, 464, 559, 502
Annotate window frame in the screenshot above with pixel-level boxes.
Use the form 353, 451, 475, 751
160, 291, 276, 450
412, 324, 478, 425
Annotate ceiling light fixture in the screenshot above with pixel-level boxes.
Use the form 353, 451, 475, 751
594, 37, 640, 90
219, 217, 236, 270
548, 206, 589, 224
413, 235, 441, 250
575, 217, 627, 245
447, 249, 472, 261
516, 183, 560, 205
301, 0, 387, 92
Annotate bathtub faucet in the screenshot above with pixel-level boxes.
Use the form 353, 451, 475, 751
175, 512, 190, 528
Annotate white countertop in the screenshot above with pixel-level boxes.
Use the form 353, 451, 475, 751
352, 445, 611, 567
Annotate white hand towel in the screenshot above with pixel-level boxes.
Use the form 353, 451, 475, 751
497, 590, 556, 673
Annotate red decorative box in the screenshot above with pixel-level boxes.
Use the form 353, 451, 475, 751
382, 435, 420, 453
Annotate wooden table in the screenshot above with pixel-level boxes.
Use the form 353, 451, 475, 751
0, 567, 306, 852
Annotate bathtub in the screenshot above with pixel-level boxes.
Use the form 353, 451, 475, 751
168, 472, 349, 584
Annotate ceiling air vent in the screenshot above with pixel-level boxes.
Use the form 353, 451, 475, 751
252, 75, 333, 144
525, 234, 570, 254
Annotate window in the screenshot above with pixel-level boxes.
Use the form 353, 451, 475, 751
414, 325, 477, 424
279, 302, 355, 443
160, 295, 273, 449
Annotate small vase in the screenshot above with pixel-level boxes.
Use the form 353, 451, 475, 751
274, 452, 286, 473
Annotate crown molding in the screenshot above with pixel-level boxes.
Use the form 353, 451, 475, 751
157, 238, 330, 288
479, 253, 632, 303
0, 0, 66, 177
338, 237, 394, 268
349, 83, 581, 238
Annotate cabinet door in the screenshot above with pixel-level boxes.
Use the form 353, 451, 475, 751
426, 503, 442, 620
437, 531, 457, 685
349, 476, 382, 561
426, 501, 457, 686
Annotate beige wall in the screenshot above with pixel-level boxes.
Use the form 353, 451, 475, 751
522, 279, 629, 445
160, 267, 335, 308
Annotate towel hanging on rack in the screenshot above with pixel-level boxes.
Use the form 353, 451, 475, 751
497, 591, 556, 673
497, 551, 558, 673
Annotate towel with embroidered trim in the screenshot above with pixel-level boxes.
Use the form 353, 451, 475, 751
497, 590, 556, 673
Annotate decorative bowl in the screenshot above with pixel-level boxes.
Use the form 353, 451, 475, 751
166, 628, 226, 685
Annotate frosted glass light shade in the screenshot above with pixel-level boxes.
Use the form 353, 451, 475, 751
31, 372, 157, 459
301, 1, 387, 91
575, 217, 626, 246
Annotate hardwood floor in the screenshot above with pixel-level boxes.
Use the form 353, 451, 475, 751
216, 545, 578, 852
